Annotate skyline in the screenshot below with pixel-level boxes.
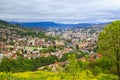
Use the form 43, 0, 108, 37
0, 0, 120, 23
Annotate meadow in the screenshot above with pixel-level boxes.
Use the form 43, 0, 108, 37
0, 70, 118, 80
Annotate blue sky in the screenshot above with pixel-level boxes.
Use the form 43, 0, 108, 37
0, 0, 120, 23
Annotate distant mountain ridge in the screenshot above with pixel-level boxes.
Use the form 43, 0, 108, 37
10, 21, 110, 29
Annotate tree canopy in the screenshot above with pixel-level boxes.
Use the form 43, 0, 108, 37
98, 20, 120, 80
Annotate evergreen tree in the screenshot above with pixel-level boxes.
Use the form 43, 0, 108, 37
98, 20, 120, 80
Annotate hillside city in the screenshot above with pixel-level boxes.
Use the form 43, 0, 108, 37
0, 0, 120, 79
0, 20, 103, 62
0, 20, 120, 80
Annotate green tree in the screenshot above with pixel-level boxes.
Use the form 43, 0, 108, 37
65, 54, 80, 80
76, 44, 79, 50
0, 57, 12, 72
98, 20, 120, 80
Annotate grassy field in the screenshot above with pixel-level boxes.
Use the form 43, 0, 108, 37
0, 70, 118, 80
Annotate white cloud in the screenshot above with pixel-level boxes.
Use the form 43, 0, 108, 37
0, 0, 120, 23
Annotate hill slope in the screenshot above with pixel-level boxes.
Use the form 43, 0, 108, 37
10, 21, 110, 29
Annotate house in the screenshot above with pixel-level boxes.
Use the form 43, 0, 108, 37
0, 53, 3, 59
55, 40, 64, 46
54, 62, 65, 66
89, 53, 102, 59
79, 58, 86, 61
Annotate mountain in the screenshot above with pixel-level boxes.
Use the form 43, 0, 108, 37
10, 22, 58, 28
0, 20, 13, 26
0, 20, 46, 41
20, 22, 58, 27
10, 21, 110, 29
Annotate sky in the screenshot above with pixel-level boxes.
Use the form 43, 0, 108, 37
0, 0, 120, 23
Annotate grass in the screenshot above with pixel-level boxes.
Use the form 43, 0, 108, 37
0, 70, 118, 80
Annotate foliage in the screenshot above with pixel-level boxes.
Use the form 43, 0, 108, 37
65, 54, 80, 80
40, 46, 56, 53
0, 55, 58, 72
78, 61, 88, 70
98, 20, 120, 79
89, 57, 115, 74
0, 71, 118, 80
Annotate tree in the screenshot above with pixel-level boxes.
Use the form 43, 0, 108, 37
76, 44, 79, 50
0, 57, 12, 72
65, 54, 80, 80
98, 20, 120, 80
